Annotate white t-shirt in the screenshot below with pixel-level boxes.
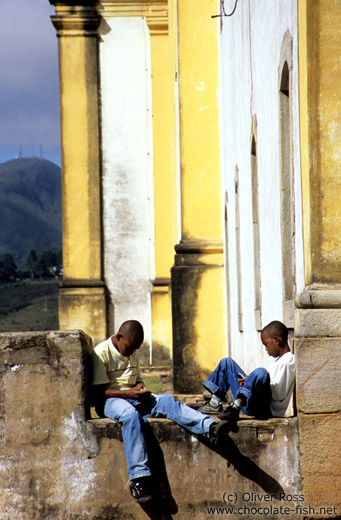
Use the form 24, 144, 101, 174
91, 337, 143, 391
268, 351, 295, 417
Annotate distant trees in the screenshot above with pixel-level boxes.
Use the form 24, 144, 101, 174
0, 248, 62, 282
0, 253, 17, 282
26, 249, 38, 279
25, 248, 62, 280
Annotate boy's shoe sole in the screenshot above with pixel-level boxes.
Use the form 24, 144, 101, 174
130, 479, 153, 503
218, 404, 240, 423
210, 419, 239, 446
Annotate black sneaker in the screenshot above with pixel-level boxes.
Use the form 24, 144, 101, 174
218, 403, 240, 423
199, 402, 223, 415
209, 419, 238, 446
129, 477, 153, 503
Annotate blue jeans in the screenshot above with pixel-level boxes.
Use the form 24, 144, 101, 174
104, 393, 215, 480
203, 357, 271, 418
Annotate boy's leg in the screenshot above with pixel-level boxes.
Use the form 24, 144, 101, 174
147, 393, 237, 440
104, 398, 151, 480
201, 358, 246, 413
147, 393, 216, 438
237, 368, 271, 418
219, 367, 271, 420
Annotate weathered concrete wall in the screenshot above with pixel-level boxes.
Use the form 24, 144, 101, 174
0, 331, 95, 519
89, 417, 301, 520
0, 331, 304, 520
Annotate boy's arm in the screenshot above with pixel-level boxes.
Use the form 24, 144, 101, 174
91, 381, 151, 415
104, 383, 151, 401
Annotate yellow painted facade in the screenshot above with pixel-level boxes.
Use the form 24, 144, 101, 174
297, 0, 341, 509
177, 0, 223, 241
51, 4, 106, 345
52, 5, 102, 282
50, 0, 226, 378
299, 0, 341, 285
171, 0, 226, 390
48, 0, 341, 511
50, 0, 340, 365
148, 0, 178, 361
189, 257, 226, 371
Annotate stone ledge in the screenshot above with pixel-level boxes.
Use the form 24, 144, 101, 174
87, 415, 301, 518
88, 416, 297, 443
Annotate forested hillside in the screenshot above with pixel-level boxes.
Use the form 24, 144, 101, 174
0, 157, 62, 267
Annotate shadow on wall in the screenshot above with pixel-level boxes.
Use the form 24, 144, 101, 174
171, 263, 214, 394
124, 425, 285, 520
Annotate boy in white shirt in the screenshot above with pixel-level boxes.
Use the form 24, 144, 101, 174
199, 321, 295, 424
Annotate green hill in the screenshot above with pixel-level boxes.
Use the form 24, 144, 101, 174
0, 157, 62, 267
0, 280, 59, 332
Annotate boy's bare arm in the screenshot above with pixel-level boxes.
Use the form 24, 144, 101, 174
104, 382, 151, 401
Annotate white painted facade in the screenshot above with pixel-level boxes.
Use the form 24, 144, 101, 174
220, 0, 304, 374
98, 17, 154, 347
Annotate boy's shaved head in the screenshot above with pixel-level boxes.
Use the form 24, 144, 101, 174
118, 320, 144, 345
261, 320, 288, 343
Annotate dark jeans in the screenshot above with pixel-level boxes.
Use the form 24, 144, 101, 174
203, 357, 272, 418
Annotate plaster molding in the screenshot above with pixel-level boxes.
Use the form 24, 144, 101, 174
296, 285, 341, 309
51, 5, 101, 36
60, 279, 105, 288
174, 239, 223, 255
97, 0, 168, 34
151, 277, 171, 287
49, 0, 97, 5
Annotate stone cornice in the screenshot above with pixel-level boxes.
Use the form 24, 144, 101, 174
175, 239, 223, 255
296, 284, 341, 309
50, 5, 101, 36
97, 0, 168, 34
151, 277, 171, 287
49, 0, 97, 6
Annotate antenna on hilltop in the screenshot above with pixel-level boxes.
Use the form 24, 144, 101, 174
19, 144, 22, 158
40, 145, 44, 160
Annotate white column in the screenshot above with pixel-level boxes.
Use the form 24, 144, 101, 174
99, 16, 154, 353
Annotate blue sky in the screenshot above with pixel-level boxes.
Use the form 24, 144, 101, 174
0, 0, 61, 166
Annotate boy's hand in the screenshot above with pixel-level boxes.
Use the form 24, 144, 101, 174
238, 375, 248, 387
127, 383, 151, 401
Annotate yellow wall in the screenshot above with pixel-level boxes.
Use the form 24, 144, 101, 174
299, 0, 341, 284
58, 37, 101, 282
297, 1, 341, 509
172, 0, 227, 392
150, 19, 178, 279
51, 0, 227, 368
51, 5, 106, 345
177, 0, 223, 241
148, 1, 178, 361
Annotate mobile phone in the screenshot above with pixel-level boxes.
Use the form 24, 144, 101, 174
237, 372, 244, 379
